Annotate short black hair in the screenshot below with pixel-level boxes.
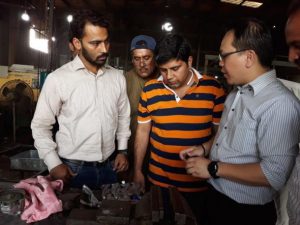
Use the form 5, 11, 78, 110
69, 9, 110, 41
225, 18, 274, 68
288, 0, 300, 17
155, 34, 191, 65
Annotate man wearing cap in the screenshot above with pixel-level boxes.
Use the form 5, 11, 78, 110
125, 35, 158, 178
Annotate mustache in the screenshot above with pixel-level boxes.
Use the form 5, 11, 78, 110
97, 53, 109, 59
139, 67, 148, 70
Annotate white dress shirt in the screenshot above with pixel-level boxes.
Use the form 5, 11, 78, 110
31, 56, 131, 171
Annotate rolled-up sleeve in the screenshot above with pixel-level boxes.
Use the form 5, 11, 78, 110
259, 98, 300, 191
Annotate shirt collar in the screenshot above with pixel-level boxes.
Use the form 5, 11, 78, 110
71, 55, 85, 71
238, 69, 277, 96
71, 55, 107, 75
157, 67, 203, 82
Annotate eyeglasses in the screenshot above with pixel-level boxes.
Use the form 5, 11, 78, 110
218, 49, 249, 61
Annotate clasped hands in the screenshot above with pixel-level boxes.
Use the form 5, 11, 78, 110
179, 145, 212, 179
49, 153, 129, 184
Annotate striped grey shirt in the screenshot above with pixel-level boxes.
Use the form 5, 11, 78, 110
287, 152, 300, 225
209, 69, 300, 205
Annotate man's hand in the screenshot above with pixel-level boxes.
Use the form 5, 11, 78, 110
185, 157, 211, 179
49, 163, 76, 184
179, 145, 205, 161
113, 153, 129, 173
133, 170, 145, 193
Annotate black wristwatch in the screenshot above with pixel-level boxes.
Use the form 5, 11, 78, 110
207, 161, 219, 179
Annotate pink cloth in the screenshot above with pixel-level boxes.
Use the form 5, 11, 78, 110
14, 175, 63, 223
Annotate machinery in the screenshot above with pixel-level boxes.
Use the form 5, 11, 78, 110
0, 79, 34, 144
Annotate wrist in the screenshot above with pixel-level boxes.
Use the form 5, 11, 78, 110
207, 161, 220, 179
118, 149, 128, 155
200, 144, 207, 157
134, 168, 142, 174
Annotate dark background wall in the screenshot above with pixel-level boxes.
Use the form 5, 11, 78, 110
0, 0, 297, 76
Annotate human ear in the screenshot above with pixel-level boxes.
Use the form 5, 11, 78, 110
73, 38, 82, 51
245, 50, 255, 68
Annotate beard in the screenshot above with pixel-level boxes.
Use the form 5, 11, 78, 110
163, 78, 180, 89
167, 82, 180, 89
137, 67, 154, 78
82, 46, 108, 67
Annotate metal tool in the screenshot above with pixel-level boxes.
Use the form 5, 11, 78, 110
80, 185, 101, 208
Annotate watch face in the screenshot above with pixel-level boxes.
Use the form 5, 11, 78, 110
208, 161, 219, 179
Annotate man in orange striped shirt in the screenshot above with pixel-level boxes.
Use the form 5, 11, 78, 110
133, 34, 225, 224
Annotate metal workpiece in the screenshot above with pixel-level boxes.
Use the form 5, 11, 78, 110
10, 149, 47, 171
0, 189, 25, 215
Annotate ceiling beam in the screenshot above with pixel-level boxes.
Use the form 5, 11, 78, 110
61, 0, 72, 8
0, 2, 26, 9
82, 0, 93, 8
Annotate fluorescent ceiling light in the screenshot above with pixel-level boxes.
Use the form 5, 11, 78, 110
29, 28, 49, 54
220, 0, 243, 5
162, 22, 173, 32
221, 0, 263, 8
21, 10, 30, 21
67, 15, 73, 23
241, 1, 263, 8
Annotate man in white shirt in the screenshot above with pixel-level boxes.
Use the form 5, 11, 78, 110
31, 10, 131, 189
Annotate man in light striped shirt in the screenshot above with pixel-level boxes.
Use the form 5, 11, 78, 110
180, 18, 300, 225
286, 0, 300, 224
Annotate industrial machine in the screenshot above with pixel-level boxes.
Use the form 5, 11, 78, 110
0, 79, 34, 144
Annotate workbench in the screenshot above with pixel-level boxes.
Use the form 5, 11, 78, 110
0, 185, 197, 225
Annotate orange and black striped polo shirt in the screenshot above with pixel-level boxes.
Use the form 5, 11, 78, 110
137, 71, 225, 192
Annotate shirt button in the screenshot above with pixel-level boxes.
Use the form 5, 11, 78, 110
232, 109, 235, 111
240, 92, 243, 94
224, 126, 227, 129
216, 143, 219, 146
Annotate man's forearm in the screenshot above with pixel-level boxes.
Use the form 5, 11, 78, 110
134, 135, 149, 172
134, 143, 147, 172
203, 136, 215, 156
133, 123, 151, 172
217, 162, 270, 186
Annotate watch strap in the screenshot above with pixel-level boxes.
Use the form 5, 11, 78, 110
118, 149, 128, 155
